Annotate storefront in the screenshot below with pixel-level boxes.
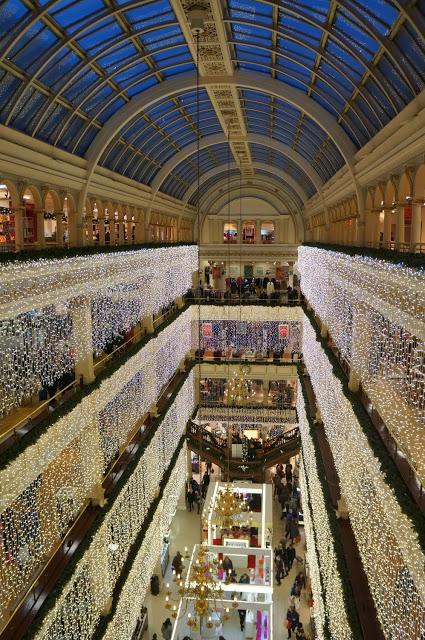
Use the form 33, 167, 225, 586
203, 482, 273, 548
0, 184, 15, 248
170, 542, 273, 640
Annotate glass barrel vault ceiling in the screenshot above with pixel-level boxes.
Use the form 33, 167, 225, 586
0, 0, 424, 203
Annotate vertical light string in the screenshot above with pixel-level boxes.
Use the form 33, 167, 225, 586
195, 28, 205, 537
226, 120, 232, 483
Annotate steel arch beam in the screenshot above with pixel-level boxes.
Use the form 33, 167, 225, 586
201, 183, 304, 242
153, 133, 322, 198
86, 70, 357, 180
201, 175, 301, 214
184, 161, 309, 206
199, 176, 303, 226
199, 174, 303, 214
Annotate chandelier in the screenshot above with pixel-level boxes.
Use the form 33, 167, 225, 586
211, 483, 251, 529
223, 365, 255, 404
166, 545, 232, 628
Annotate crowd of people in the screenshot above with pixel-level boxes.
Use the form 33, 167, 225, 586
186, 277, 301, 304
185, 464, 214, 512
272, 462, 310, 639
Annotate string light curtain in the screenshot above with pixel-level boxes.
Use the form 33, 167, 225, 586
198, 319, 301, 354
0, 245, 197, 416
0, 305, 75, 417
298, 246, 425, 484
103, 447, 188, 640
299, 462, 326, 640
303, 316, 425, 640
32, 383, 193, 640
297, 384, 352, 639
0, 336, 193, 625
0, 309, 193, 509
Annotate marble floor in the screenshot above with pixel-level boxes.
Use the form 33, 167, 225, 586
144, 470, 310, 640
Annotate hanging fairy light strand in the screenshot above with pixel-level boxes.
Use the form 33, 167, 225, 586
302, 316, 425, 639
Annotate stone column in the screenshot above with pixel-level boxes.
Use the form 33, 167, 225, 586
36, 209, 46, 247
85, 214, 94, 245
98, 215, 105, 245
118, 215, 124, 245
71, 296, 95, 385
411, 203, 422, 251
134, 217, 144, 244
142, 313, 155, 335
14, 206, 25, 251
383, 209, 392, 245
395, 206, 405, 247
256, 219, 261, 244
55, 212, 64, 247
192, 270, 199, 288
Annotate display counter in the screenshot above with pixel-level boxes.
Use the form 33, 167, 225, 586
203, 481, 273, 547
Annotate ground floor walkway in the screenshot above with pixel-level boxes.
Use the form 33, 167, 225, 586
144, 464, 310, 640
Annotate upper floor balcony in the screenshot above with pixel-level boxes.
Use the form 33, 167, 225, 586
298, 243, 425, 496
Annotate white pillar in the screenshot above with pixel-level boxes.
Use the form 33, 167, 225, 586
71, 296, 95, 385
411, 203, 422, 251
395, 206, 405, 247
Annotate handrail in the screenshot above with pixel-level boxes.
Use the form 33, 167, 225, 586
0, 303, 179, 445
187, 421, 300, 458
263, 426, 300, 451
0, 364, 191, 637
187, 421, 226, 449
200, 402, 297, 412
187, 295, 301, 306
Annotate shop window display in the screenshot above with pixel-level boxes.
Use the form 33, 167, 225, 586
223, 222, 237, 243
261, 222, 275, 244
242, 222, 255, 243
199, 320, 301, 358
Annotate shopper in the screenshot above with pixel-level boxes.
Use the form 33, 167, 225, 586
295, 572, 306, 589
222, 555, 234, 574
238, 608, 246, 632
295, 622, 304, 640
201, 471, 210, 498
285, 463, 293, 484
171, 551, 183, 576
161, 619, 173, 640
286, 606, 299, 638
272, 472, 282, 497
275, 554, 284, 585
186, 488, 194, 512
287, 542, 296, 570
288, 518, 300, 544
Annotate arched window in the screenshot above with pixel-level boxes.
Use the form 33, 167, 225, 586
261, 222, 275, 243
242, 221, 256, 243
223, 222, 237, 243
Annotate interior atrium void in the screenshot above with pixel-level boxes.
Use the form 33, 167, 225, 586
0, 1, 424, 640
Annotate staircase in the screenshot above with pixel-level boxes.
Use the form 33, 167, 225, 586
186, 421, 300, 481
